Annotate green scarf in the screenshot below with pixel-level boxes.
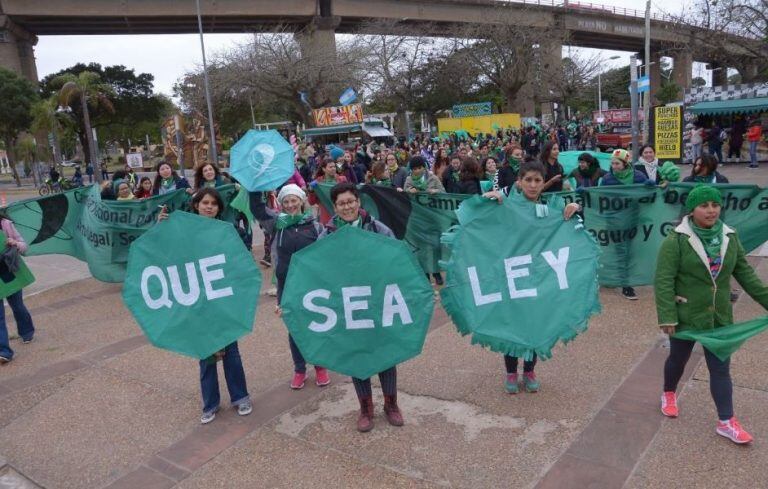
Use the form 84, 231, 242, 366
693, 174, 715, 184
324, 175, 337, 184
371, 177, 391, 187
613, 167, 635, 185
161, 177, 175, 189
332, 215, 361, 229
203, 180, 217, 188
691, 219, 724, 259
411, 173, 428, 191
507, 156, 520, 173
275, 211, 313, 230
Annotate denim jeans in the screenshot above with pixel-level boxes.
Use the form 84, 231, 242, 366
0, 290, 35, 359
709, 144, 723, 163
691, 143, 702, 162
288, 334, 306, 374
749, 141, 759, 166
199, 341, 249, 414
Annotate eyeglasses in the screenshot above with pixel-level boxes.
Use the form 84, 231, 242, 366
335, 199, 359, 208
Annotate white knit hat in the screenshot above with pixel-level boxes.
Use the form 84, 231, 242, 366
277, 184, 306, 203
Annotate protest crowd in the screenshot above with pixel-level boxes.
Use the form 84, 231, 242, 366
1, 116, 768, 449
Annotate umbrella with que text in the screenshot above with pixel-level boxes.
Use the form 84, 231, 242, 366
281, 226, 435, 379
229, 129, 295, 192
122, 212, 261, 359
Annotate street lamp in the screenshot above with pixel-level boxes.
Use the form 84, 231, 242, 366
597, 55, 621, 122
195, 0, 218, 168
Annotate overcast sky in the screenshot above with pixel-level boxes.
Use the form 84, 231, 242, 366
34, 0, 697, 98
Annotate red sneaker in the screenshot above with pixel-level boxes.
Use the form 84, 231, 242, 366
661, 391, 678, 417
716, 417, 753, 444
315, 367, 331, 386
290, 372, 306, 390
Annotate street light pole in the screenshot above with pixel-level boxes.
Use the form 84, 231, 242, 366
196, 0, 218, 167
642, 0, 651, 145
630, 55, 640, 162
598, 70, 603, 121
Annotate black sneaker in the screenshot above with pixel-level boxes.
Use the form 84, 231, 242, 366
433, 273, 444, 286
622, 287, 638, 300
21, 337, 34, 344
0, 355, 11, 364
259, 258, 272, 267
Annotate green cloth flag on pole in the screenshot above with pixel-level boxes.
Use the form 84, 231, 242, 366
673, 316, 768, 362
122, 211, 261, 359
281, 226, 435, 379
440, 194, 602, 360
0, 232, 35, 300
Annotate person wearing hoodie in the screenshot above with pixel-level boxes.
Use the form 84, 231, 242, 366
442, 155, 463, 194
319, 182, 402, 433
635, 145, 662, 184
272, 184, 331, 390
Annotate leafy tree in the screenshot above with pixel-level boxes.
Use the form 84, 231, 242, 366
31, 96, 71, 169
0, 68, 39, 186
41, 63, 171, 150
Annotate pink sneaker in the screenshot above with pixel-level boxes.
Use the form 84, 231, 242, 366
315, 367, 331, 386
716, 417, 753, 444
290, 372, 306, 390
661, 391, 678, 417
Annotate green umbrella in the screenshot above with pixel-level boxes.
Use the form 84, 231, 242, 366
281, 226, 434, 379
122, 212, 261, 359
440, 194, 601, 360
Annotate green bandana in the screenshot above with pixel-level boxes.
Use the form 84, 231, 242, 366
613, 167, 635, 185
276, 211, 313, 230
203, 180, 217, 188
333, 215, 361, 229
691, 219, 724, 259
507, 156, 521, 173
411, 173, 428, 191
161, 177, 175, 189
371, 178, 391, 187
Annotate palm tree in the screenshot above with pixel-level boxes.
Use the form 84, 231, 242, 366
14, 134, 39, 185
31, 97, 67, 172
56, 71, 113, 184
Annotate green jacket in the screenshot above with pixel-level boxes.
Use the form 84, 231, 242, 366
655, 216, 768, 332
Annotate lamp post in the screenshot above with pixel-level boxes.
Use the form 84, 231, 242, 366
195, 0, 218, 168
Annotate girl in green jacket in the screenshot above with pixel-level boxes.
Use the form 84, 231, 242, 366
654, 184, 768, 445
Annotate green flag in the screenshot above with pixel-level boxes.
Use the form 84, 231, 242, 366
0, 232, 35, 299
440, 194, 602, 360
122, 211, 261, 359
281, 226, 435, 379
4, 184, 241, 283
673, 316, 768, 361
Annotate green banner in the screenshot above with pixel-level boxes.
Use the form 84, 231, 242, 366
673, 315, 768, 362
281, 226, 434, 379
440, 194, 601, 360
0, 232, 35, 299
4, 184, 240, 283
559, 183, 768, 286
122, 211, 261, 359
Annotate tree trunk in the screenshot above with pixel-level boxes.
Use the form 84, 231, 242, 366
81, 94, 103, 184
4, 136, 21, 187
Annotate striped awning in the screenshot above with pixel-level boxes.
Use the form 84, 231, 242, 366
688, 97, 768, 116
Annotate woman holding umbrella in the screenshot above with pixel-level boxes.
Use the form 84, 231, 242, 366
157, 188, 252, 424
319, 182, 401, 433
272, 184, 330, 390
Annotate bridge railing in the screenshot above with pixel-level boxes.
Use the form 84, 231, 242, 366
499, 0, 678, 23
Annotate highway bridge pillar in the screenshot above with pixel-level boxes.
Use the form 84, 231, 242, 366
0, 16, 38, 82
671, 51, 692, 93
294, 15, 341, 104
710, 62, 728, 88
648, 51, 662, 104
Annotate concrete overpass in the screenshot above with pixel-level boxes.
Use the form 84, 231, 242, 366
0, 0, 760, 114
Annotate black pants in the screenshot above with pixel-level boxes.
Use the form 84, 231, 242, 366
504, 354, 537, 374
353, 366, 397, 398
664, 337, 733, 421
288, 334, 306, 374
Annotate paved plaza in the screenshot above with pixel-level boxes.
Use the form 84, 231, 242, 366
1, 164, 768, 488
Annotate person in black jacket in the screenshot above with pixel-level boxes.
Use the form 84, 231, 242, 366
272, 184, 330, 391
456, 157, 482, 195
683, 154, 730, 184
442, 155, 463, 194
